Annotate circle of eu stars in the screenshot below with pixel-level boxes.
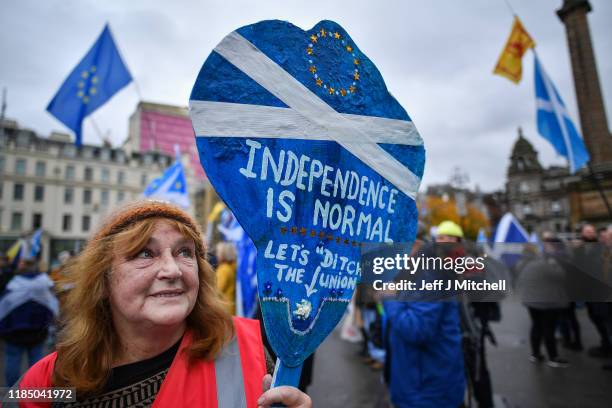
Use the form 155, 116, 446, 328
77, 66, 99, 104
307, 28, 359, 97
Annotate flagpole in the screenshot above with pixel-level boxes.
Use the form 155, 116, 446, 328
88, 116, 108, 145
0, 87, 6, 138
502, 0, 517, 16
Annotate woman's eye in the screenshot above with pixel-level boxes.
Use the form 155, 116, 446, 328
136, 249, 154, 259
178, 248, 194, 258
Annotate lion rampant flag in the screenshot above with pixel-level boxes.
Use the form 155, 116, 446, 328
493, 17, 535, 84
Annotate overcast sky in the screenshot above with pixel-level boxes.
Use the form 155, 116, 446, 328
2, 0, 611, 192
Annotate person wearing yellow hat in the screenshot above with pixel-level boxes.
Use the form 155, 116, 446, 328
436, 220, 464, 243
384, 218, 466, 407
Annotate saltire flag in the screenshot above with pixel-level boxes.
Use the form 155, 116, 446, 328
28, 229, 43, 259
492, 213, 529, 267
217, 209, 258, 318
235, 227, 258, 318
47, 24, 132, 146
217, 209, 243, 242
143, 156, 190, 208
493, 16, 535, 84
190, 20, 425, 387
534, 55, 590, 173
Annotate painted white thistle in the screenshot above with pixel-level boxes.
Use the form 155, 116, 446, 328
293, 299, 313, 320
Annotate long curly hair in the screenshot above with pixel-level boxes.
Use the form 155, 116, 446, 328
52, 203, 234, 394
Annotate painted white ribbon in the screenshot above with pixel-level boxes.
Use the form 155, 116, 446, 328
191, 31, 422, 200
190, 100, 423, 145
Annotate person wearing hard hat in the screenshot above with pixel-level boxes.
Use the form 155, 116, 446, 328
434, 220, 497, 407
435, 220, 464, 243
383, 220, 466, 408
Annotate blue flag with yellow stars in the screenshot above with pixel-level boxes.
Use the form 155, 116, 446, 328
47, 24, 132, 146
189, 20, 425, 388
143, 158, 190, 209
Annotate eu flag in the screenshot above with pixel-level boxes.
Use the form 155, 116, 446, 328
47, 24, 132, 146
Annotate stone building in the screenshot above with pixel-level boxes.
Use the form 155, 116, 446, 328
505, 0, 612, 233
506, 129, 576, 234
0, 119, 178, 265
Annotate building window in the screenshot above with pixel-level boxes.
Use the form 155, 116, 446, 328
141, 173, 148, 187
32, 213, 43, 229
101, 149, 110, 161
66, 165, 75, 180
13, 183, 24, 201
101, 189, 109, 206
16, 134, 29, 148
101, 168, 110, 183
82, 215, 91, 232
35, 161, 46, 177
34, 185, 44, 202
117, 191, 125, 202
523, 204, 532, 215
117, 171, 125, 185
84, 167, 93, 181
63, 145, 76, 158
11, 212, 23, 230
64, 187, 74, 204
551, 201, 561, 214
15, 158, 26, 175
82, 148, 93, 160
0, 155, 4, 173
83, 189, 92, 204
62, 214, 72, 231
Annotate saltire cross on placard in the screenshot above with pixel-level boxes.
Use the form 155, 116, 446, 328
189, 20, 425, 387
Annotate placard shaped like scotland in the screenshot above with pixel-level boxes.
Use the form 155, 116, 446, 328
189, 19, 425, 381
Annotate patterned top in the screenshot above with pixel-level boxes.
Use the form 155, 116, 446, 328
53, 339, 180, 408
50, 338, 275, 408
58, 369, 168, 408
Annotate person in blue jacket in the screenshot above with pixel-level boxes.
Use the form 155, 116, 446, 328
384, 221, 466, 408
0, 258, 59, 385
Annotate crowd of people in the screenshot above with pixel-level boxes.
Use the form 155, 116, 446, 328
517, 224, 612, 370
349, 221, 612, 408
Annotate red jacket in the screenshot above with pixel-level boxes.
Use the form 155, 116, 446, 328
15, 317, 266, 408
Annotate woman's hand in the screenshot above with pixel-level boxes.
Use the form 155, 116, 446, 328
258, 374, 312, 408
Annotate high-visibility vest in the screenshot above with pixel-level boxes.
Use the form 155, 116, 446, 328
13, 317, 266, 408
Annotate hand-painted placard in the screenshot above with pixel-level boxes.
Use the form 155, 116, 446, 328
189, 20, 425, 386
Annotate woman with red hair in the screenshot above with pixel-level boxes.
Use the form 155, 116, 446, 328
14, 200, 310, 408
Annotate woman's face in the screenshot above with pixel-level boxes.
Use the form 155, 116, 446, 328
108, 220, 199, 332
